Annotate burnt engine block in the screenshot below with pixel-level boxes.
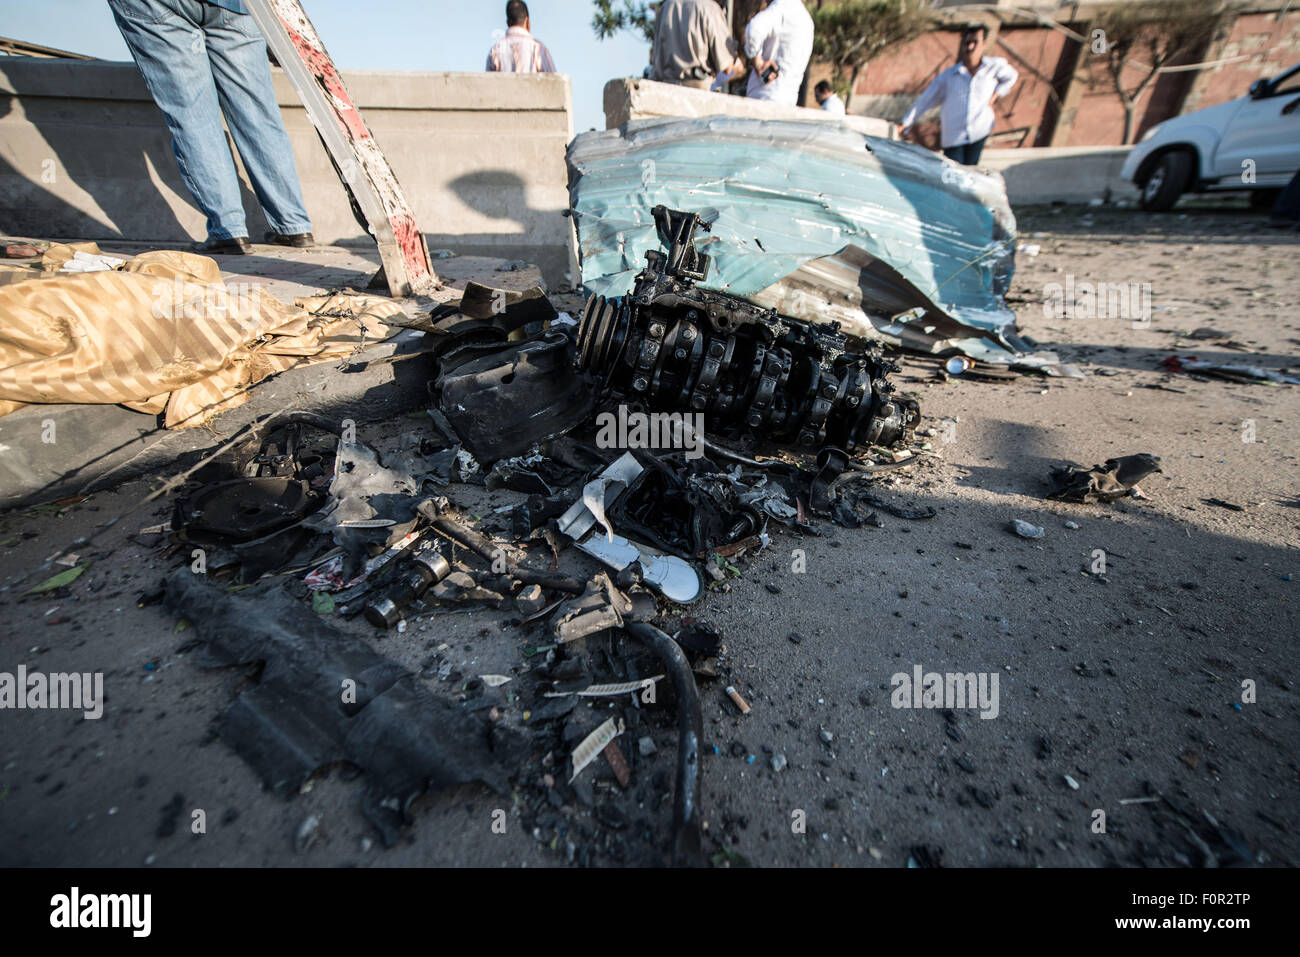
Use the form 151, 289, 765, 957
574, 206, 920, 452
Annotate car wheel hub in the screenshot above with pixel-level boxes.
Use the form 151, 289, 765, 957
1145, 169, 1164, 200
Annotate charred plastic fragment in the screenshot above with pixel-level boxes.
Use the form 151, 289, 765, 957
433, 329, 594, 464
1047, 454, 1163, 504
575, 207, 919, 453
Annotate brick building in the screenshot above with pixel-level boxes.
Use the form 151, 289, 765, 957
724, 0, 1300, 147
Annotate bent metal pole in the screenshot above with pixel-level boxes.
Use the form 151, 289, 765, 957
242, 0, 438, 297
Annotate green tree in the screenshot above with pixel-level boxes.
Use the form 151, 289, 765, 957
806, 0, 933, 111
593, 0, 656, 43
1090, 0, 1237, 144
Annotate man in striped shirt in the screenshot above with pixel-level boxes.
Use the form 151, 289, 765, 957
486, 1, 557, 74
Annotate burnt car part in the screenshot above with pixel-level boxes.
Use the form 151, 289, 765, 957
162, 572, 513, 846
575, 207, 919, 453
606, 452, 762, 559
174, 477, 323, 542
432, 328, 595, 464
187, 410, 342, 485
364, 543, 453, 629
555, 452, 702, 603
416, 498, 587, 596
1048, 453, 1163, 504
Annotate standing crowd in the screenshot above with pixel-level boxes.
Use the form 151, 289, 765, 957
109, 0, 1014, 255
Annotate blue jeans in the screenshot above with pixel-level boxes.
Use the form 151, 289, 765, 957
108, 0, 312, 240
942, 137, 987, 166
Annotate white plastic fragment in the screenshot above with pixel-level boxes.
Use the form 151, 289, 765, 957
570, 717, 625, 782
544, 676, 663, 698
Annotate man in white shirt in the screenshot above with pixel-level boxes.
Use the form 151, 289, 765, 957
815, 80, 846, 115
486, 1, 556, 74
899, 24, 1017, 165
743, 0, 814, 106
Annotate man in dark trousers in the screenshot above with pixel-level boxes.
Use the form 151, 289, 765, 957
108, 0, 314, 254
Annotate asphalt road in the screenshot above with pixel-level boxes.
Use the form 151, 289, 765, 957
0, 202, 1296, 867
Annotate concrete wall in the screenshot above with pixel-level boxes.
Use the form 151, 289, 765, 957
981, 146, 1137, 205
604, 77, 896, 138
0, 60, 577, 287
602, 76, 1133, 206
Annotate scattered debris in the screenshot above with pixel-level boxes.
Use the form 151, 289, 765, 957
726, 685, 752, 715
1009, 519, 1045, 540
555, 453, 701, 603
22, 143, 1261, 876
1047, 454, 1162, 504
545, 676, 662, 699
602, 739, 631, 788
363, 545, 452, 629
162, 572, 512, 846
1163, 355, 1299, 385
1202, 498, 1245, 512
570, 717, 625, 782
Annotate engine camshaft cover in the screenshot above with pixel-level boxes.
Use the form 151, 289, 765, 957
575, 206, 920, 452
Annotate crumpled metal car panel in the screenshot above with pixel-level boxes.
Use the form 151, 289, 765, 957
162, 572, 513, 846
434, 331, 595, 464
567, 116, 1023, 361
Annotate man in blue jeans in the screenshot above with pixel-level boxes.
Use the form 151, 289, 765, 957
108, 0, 314, 254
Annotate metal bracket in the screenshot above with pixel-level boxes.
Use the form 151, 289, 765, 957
243, 0, 438, 297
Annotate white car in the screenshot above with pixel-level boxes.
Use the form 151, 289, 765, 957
1122, 61, 1300, 211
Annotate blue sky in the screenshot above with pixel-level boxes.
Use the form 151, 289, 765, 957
4, 0, 651, 133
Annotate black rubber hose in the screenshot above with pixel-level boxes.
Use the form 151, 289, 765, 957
702, 438, 797, 472
623, 622, 703, 867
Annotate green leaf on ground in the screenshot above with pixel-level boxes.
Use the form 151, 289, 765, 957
24, 563, 90, 595
312, 591, 336, 615
710, 847, 752, 868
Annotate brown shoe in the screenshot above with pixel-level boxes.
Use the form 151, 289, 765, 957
264, 231, 315, 247
193, 235, 251, 255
